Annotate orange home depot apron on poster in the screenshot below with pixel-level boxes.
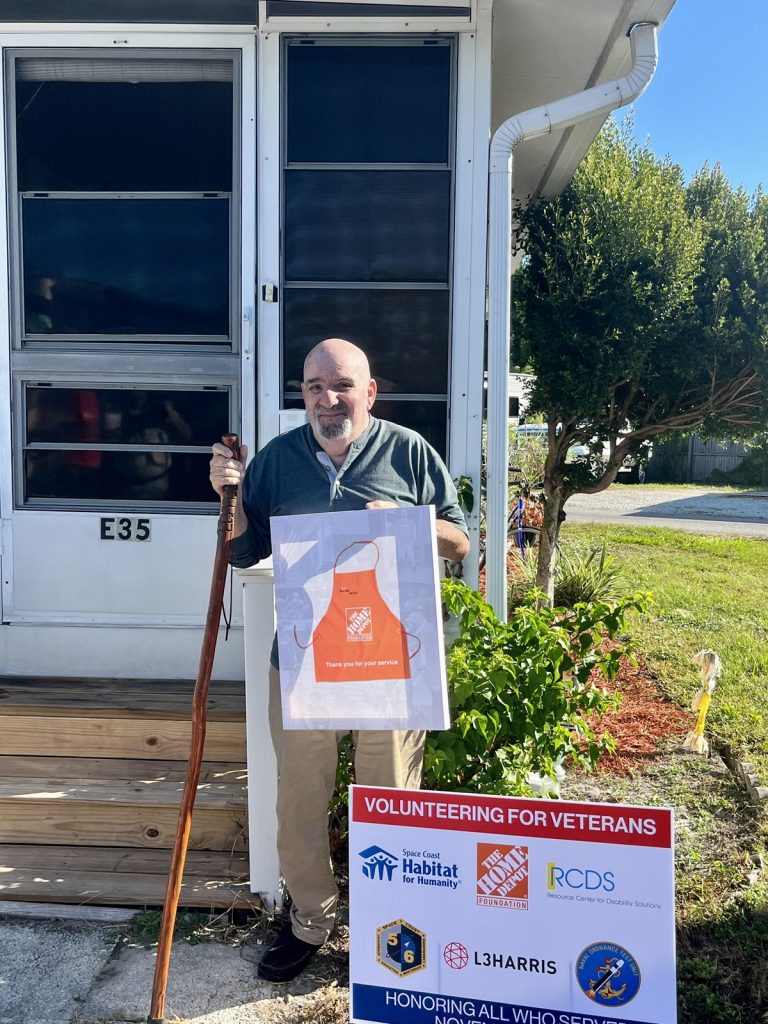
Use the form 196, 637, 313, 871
295, 540, 420, 682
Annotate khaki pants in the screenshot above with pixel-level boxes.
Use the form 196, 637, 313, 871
268, 665, 425, 944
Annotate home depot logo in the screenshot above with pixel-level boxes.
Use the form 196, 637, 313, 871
345, 606, 373, 641
476, 843, 529, 909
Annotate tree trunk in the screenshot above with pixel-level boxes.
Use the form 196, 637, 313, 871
536, 478, 566, 605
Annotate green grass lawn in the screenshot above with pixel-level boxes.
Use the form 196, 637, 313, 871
561, 523, 768, 782
557, 523, 768, 1023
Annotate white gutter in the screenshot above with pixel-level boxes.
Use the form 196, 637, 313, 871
485, 21, 659, 618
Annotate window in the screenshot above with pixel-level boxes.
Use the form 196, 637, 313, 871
13, 56, 236, 344
282, 38, 454, 456
7, 50, 241, 510
23, 197, 230, 337
22, 384, 229, 505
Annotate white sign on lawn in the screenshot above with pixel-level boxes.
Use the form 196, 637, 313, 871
271, 505, 449, 731
350, 785, 676, 1024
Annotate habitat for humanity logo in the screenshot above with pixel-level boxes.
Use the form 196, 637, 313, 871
358, 844, 461, 889
359, 846, 398, 881
476, 843, 528, 909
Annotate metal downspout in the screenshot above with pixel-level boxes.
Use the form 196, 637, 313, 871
485, 21, 659, 618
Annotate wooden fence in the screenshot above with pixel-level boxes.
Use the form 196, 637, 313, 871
647, 436, 766, 484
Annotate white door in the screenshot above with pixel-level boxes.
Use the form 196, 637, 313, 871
0, 32, 256, 678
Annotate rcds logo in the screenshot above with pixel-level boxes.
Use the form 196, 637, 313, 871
359, 846, 398, 881
376, 919, 427, 977
576, 942, 641, 1006
548, 863, 616, 892
476, 843, 528, 909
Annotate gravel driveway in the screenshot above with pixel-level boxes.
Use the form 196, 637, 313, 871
565, 486, 768, 537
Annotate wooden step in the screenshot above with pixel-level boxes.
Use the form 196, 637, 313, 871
0, 715, 246, 761
0, 844, 256, 908
0, 680, 254, 906
0, 676, 247, 760
0, 677, 246, 720
0, 755, 246, 784
0, 756, 248, 851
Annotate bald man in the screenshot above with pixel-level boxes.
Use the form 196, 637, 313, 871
210, 339, 468, 981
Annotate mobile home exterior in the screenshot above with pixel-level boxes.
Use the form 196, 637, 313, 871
0, 0, 675, 905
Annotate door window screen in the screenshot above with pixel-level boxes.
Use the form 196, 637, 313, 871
22, 384, 229, 506
286, 42, 450, 163
23, 197, 230, 337
13, 56, 236, 343
7, 50, 241, 511
282, 38, 454, 457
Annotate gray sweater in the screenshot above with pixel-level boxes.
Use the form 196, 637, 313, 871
230, 416, 467, 568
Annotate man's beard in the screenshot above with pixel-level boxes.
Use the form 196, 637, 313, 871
316, 409, 353, 440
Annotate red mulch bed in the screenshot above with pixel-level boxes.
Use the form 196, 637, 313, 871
590, 649, 694, 776
473, 568, 693, 776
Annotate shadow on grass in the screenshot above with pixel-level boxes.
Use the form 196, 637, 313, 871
677, 899, 768, 1023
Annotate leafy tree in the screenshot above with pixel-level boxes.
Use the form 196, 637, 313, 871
512, 120, 768, 602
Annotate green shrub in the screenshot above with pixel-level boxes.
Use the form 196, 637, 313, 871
508, 543, 625, 610
330, 734, 354, 867
506, 550, 540, 608
507, 427, 547, 485
424, 579, 647, 797
677, 959, 742, 1024
554, 543, 625, 607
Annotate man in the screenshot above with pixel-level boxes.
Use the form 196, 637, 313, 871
209, 338, 468, 981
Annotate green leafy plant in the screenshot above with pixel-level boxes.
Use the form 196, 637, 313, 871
423, 579, 647, 796
330, 734, 354, 867
124, 909, 214, 946
555, 543, 624, 606
509, 543, 625, 610
507, 428, 547, 487
453, 474, 475, 515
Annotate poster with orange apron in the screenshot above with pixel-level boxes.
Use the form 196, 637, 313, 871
271, 505, 450, 730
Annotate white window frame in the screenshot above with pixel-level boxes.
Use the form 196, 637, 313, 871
258, 0, 477, 33
448, 0, 491, 585
256, 12, 488, 585
0, 29, 257, 516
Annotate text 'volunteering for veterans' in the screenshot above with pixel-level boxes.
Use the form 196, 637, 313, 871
352, 788, 671, 848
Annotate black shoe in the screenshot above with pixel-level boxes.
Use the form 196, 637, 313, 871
257, 923, 323, 982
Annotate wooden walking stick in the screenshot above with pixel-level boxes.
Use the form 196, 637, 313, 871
148, 433, 242, 1024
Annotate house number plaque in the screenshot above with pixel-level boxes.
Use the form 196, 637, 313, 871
100, 517, 151, 542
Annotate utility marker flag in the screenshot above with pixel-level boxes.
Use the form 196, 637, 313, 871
350, 785, 676, 1023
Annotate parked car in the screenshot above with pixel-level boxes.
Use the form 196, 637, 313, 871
510, 424, 651, 483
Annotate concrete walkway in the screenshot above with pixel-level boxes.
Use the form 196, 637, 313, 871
0, 912, 348, 1024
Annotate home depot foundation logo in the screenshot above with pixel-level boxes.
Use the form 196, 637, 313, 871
476, 843, 529, 909
345, 606, 373, 641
